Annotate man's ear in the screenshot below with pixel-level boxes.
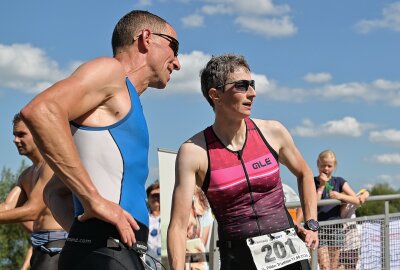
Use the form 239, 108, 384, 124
136, 29, 152, 54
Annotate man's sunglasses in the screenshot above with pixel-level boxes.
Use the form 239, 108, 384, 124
217, 80, 255, 92
149, 193, 160, 199
153, 33, 179, 57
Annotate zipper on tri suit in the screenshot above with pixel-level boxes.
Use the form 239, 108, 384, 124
236, 150, 262, 236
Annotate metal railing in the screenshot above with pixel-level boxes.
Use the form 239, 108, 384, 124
287, 194, 400, 270
206, 194, 400, 269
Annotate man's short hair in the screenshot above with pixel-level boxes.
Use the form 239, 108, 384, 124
12, 113, 23, 126
146, 181, 160, 197
112, 10, 168, 56
200, 54, 251, 109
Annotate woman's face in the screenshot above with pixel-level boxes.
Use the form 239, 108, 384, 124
216, 68, 256, 118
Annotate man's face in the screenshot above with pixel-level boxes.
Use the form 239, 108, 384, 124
148, 24, 181, 89
148, 187, 160, 212
13, 121, 36, 156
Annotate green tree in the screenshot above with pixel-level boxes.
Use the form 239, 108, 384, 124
356, 182, 400, 216
0, 161, 30, 270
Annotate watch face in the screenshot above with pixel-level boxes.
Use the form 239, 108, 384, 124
306, 219, 319, 231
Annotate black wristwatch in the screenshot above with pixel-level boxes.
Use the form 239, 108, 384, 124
304, 219, 320, 231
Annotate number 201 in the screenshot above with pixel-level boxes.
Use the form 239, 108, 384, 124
261, 238, 297, 263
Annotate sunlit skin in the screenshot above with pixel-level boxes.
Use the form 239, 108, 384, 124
13, 121, 38, 157
216, 68, 256, 120
0, 119, 63, 232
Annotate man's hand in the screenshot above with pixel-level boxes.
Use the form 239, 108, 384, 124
296, 226, 319, 250
78, 198, 140, 247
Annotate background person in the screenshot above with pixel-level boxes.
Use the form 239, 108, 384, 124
146, 181, 161, 268
314, 149, 360, 270
168, 54, 318, 270
0, 113, 67, 270
185, 186, 213, 270
20, 9, 180, 270
339, 189, 370, 270
282, 183, 304, 225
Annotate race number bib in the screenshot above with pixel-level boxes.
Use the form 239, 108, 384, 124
246, 228, 310, 270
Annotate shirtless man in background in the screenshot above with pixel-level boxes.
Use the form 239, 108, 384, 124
0, 113, 68, 270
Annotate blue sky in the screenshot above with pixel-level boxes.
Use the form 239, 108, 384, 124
1, 0, 400, 192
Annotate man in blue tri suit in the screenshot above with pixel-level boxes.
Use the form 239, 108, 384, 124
21, 10, 181, 270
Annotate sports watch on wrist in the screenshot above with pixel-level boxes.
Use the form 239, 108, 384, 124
304, 219, 320, 231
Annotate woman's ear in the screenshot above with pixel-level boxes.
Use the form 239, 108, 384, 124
209, 88, 221, 106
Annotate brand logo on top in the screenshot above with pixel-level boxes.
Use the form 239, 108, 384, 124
252, 158, 272, 169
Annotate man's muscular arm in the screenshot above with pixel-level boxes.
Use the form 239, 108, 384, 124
0, 165, 51, 223
21, 58, 139, 246
0, 169, 29, 212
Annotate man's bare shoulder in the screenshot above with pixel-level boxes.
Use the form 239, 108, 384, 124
72, 57, 125, 85
17, 166, 34, 185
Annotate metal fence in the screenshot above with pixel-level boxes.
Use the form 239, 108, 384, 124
289, 194, 400, 270
205, 194, 400, 270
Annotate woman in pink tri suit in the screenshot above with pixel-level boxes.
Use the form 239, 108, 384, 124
167, 54, 319, 270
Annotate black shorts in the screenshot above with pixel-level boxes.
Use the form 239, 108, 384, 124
58, 218, 148, 270
31, 239, 66, 270
218, 240, 310, 270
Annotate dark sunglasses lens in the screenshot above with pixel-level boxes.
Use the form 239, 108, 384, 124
170, 41, 179, 56
234, 80, 249, 92
250, 80, 255, 90
233, 80, 255, 92
150, 193, 160, 199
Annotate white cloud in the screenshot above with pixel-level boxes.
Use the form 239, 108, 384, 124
257, 77, 400, 106
165, 51, 271, 95
197, 0, 296, 38
291, 117, 375, 138
251, 73, 270, 94
355, 2, 400, 33
376, 174, 400, 186
182, 14, 204, 28
372, 79, 400, 90
316, 83, 368, 99
202, 0, 290, 16
369, 129, 400, 147
303, 72, 332, 83
164, 50, 210, 94
235, 16, 297, 37
371, 153, 400, 165
201, 4, 232, 15
0, 43, 76, 93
